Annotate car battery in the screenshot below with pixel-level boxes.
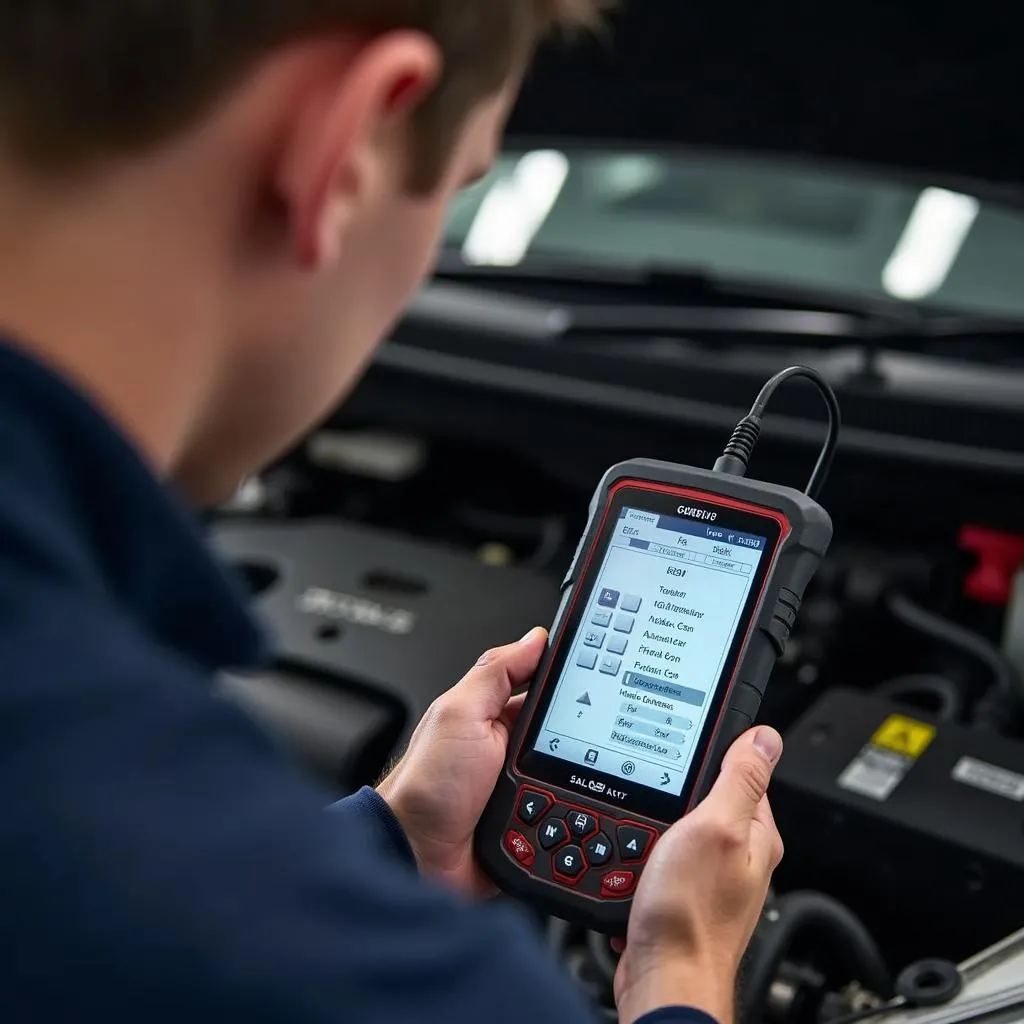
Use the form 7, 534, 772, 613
770, 688, 1024, 967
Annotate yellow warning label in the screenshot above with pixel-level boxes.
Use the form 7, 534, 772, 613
871, 715, 936, 759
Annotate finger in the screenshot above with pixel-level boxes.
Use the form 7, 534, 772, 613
498, 692, 529, 735
610, 937, 626, 955
750, 795, 784, 872
456, 628, 548, 720
706, 726, 783, 822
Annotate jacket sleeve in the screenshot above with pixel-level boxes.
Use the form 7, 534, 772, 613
3, 583, 610, 1024
328, 786, 418, 865
636, 1012, 721, 1024
2, 573, 726, 1024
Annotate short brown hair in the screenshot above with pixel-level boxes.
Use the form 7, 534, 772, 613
0, 1, 605, 190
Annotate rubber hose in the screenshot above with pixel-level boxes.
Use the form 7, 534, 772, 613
874, 674, 964, 723
887, 593, 1024, 721
741, 891, 892, 1024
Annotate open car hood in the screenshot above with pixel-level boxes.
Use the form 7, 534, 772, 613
510, 0, 1022, 192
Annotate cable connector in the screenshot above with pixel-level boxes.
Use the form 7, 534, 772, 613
711, 365, 841, 501
713, 415, 763, 478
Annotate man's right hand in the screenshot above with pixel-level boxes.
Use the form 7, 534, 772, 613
615, 726, 785, 1024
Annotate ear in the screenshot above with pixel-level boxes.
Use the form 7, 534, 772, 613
274, 31, 442, 270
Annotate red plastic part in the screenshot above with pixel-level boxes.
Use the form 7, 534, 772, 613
503, 830, 535, 868
600, 870, 637, 898
959, 526, 1024, 605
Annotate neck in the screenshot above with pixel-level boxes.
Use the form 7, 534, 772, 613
0, 153, 240, 479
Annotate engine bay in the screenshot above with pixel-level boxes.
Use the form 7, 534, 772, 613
212, 408, 1024, 1024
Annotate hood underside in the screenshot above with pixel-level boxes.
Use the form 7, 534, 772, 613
510, 0, 1022, 192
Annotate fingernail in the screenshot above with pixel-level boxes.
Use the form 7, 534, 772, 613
753, 726, 783, 764
519, 627, 541, 644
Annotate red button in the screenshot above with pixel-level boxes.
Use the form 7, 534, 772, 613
601, 870, 637, 897
504, 830, 535, 867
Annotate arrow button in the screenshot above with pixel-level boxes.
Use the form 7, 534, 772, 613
618, 824, 656, 863
516, 788, 550, 826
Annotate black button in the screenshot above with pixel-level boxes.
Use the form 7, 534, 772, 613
566, 810, 597, 839
742, 636, 777, 692
721, 708, 753, 747
554, 845, 586, 879
618, 825, 654, 862
539, 817, 568, 850
585, 832, 613, 866
562, 533, 588, 590
775, 599, 798, 629
517, 790, 549, 826
766, 616, 790, 656
731, 681, 763, 722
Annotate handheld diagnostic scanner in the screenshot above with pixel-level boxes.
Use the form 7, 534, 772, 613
475, 366, 839, 933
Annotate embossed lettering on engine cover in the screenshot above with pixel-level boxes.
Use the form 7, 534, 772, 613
296, 586, 416, 636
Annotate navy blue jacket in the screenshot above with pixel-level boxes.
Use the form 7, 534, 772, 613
0, 339, 712, 1024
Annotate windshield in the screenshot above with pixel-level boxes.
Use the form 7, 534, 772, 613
443, 144, 1024, 321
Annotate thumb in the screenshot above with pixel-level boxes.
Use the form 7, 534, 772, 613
708, 726, 783, 821
456, 627, 548, 720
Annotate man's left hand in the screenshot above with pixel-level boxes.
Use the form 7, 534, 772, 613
376, 627, 548, 898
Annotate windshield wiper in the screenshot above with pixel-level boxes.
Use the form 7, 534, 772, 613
400, 279, 1024, 413
409, 278, 861, 344
434, 250, 1024, 344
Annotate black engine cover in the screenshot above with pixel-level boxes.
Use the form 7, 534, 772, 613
213, 519, 560, 788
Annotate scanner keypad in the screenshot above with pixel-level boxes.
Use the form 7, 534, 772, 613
502, 785, 659, 900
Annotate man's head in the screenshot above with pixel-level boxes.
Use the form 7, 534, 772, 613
0, 2, 604, 501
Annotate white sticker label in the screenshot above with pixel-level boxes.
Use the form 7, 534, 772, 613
837, 746, 911, 802
951, 757, 1024, 802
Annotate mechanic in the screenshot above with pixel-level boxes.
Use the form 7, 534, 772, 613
0, 3, 784, 1023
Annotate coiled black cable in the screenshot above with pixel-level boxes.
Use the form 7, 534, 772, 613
741, 892, 892, 1024
821, 959, 965, 1024
886, 593, 1024, 725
